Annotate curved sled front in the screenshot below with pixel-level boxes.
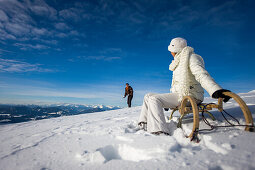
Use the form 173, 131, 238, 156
179, 96, 199, 138
223, 92, 254, 132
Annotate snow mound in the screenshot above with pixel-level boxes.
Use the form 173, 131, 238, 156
0, 92, 255, 169
76, 143, 164, 164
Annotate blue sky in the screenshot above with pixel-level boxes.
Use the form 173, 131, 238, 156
0, 0, 255, 106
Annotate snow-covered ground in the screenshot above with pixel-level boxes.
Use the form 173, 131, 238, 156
1, 91, 255, 170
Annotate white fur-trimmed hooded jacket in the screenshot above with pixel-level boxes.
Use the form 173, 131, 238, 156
169, 46, 222, 102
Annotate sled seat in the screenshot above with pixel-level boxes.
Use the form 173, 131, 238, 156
167, 92, 254, 140
169, 99, 223, 122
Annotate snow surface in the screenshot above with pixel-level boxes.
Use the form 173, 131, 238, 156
1, 91, 255, 170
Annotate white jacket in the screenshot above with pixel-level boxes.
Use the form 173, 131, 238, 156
169, 46, 222, 102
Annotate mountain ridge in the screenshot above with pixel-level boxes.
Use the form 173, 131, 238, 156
0, 104, 121, 124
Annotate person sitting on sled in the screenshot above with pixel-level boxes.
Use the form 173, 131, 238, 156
138, 37, 231, 135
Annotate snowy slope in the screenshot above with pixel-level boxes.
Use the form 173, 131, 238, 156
0, 91, 255, 170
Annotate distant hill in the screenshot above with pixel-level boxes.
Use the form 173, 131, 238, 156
0, 104, 121, 124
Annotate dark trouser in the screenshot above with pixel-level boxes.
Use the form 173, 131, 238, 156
127, 95, 133, 107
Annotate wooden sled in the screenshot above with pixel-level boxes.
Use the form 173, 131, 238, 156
169, 92, 254, 140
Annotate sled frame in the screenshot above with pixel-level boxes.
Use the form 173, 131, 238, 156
169, 92, 254, 139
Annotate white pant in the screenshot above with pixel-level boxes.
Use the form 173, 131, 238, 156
138, 93, 180, 134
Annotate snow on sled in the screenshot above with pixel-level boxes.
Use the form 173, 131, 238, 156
168, 92, 254, 142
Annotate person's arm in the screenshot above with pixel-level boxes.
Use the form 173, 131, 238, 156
189, 54, 222, 96
123, 88, 127, 98
189, 54, 231, 102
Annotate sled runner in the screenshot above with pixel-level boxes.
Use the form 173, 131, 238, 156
169, 92, 254, 142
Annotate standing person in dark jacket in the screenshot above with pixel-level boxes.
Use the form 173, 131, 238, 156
123, 83, 133, 107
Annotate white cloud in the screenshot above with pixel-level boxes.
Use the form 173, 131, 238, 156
55, 22, 70, 30
14, 43, 49, 50
0, 9, 8, 21
12, 12, 34, 24
0, 29, 16, 40
29, 2, 57, 20
69, 30, 79, 36
59, 8, 81, 21
78, 55, 121, 61
5, 22, 30, 36
31, 28, 48, 36
55, 32, 68, 38
104, 57, 121, 61
0, 58, 53, 72
34, 39, 58, 45
0, 48, 14, 53
71, 47, 124, 62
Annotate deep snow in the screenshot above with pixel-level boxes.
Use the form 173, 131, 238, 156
0, 91, 255, 170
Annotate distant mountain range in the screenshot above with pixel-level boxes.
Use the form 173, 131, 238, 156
0, 104, 121, 124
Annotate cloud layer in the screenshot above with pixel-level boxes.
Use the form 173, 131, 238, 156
0, 58, 53, 72
0, 0, 249, 56
0, 0, 82, 52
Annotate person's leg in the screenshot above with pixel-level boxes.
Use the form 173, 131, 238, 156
138, 93, 157, 123
146, 93, 179, 134
152, 93, 179, 108
129, 95, 133, 107
128, 95, 132, 107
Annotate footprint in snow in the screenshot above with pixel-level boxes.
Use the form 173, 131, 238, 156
76, 144, 164, 164
124, 123, 140, 133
